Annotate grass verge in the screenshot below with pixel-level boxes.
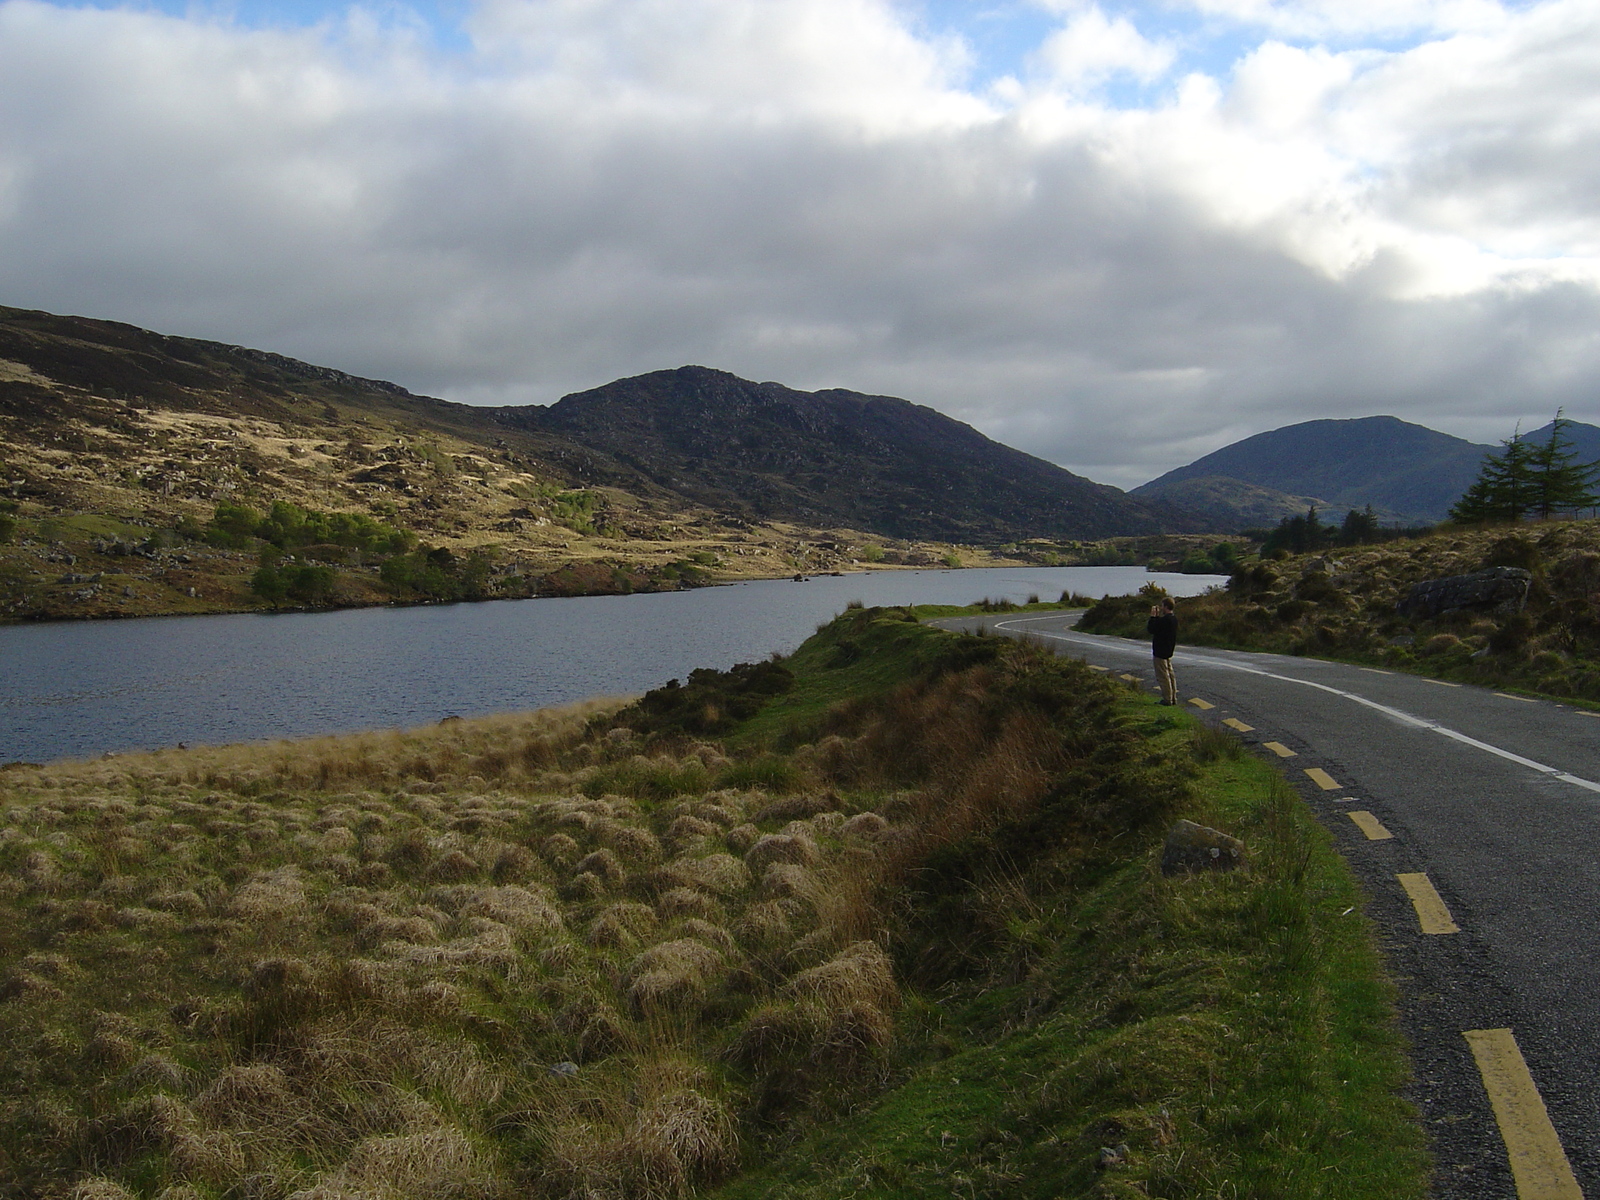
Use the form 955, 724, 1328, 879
711, 701, 1426, 1200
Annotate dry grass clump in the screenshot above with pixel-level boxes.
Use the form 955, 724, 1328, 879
587, 901, 661, 950
655, 886, 722, 922
625, 938, 729, 1015
288, 1127, 491, 1200
538, 1055, 736, 1200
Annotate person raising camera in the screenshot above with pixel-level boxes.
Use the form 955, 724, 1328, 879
1147, 596, 1178, 706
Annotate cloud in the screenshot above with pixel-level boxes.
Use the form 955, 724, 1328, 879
1033, 5, 1176, 88
1172, 0, 1510, 40
0, 0, 1597, 489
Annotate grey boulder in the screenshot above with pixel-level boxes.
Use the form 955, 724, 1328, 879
1396, 567, 1531, 620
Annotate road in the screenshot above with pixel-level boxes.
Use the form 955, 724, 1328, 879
933, 611, 1600, 1200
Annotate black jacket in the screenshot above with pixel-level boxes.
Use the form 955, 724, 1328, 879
1147, 612, 1177, 658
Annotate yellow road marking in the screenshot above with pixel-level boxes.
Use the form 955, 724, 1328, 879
1397, 873, 1460, 934
1424, 678, 1463, 687
1347, 810, 1392, 840
1304, 767, 1340, 790
1575, 710, 1600, 718
1463, 1028, 1584, 1200
1187, 697, 1214, 710
1495, 693, 1537, 703
1120, 673, 1140, 682
1087, 665, 1109, 672
1223, 718, 1253, 732
1262, 741, 1296, 758
1360, 667, 1392, 675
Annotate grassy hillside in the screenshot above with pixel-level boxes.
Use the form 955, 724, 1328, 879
0, 609, 1425, 1199
1081, 518, 1600, 702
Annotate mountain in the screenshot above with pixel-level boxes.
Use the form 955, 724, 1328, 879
1132, 415, 1493, 526
495, 366, 1204, 542
0, 306, 1208, 622
1527, 419, 1600, 469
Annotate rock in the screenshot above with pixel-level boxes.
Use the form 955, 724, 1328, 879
1396, 567, 1531, 619
1097, 1143, 1129, 1169
1161, 819, 1245, 876
547, 1061, 580, 1078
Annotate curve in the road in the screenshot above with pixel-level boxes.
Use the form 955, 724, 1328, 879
933, 610, 1598, 1200
992, 614, 1600, 796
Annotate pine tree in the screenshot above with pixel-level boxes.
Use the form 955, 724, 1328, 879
1527, 411, 1600, 519
1339, 505, 1380, 545
1450, 430, 1534, 524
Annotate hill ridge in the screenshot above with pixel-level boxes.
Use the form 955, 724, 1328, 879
1134, 414, 1494, 525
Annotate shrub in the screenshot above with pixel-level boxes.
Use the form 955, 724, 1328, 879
619, 661, 795, 739
1420, 633, 1462, 656
1489, 613, 1535, 655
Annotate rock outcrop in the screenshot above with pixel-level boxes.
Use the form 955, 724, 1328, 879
1395, 567, 1531, 620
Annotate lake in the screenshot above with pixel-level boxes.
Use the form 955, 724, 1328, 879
0, 566, 1224, 764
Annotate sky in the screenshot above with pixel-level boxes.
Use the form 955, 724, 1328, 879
1, 0, 1596, 488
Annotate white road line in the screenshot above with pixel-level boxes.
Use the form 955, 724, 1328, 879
988, 617, 1600, 796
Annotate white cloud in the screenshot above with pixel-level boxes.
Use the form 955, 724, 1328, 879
1034, 5, 1175, 87
1174, 0, 1510, 40
0, 0, 1597, 488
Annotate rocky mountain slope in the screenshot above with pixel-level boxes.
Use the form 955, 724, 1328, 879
1133, 415, 1495, 526
501, 365, 1203, 542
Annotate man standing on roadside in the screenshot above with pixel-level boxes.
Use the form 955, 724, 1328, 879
1147, 596, 1178, 705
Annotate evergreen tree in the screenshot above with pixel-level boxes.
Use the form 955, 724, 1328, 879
1261, 506, 1331, 555
1339, 505, 1380, 545
1527, 411, 1600, 519
1450, 431, 1534, 524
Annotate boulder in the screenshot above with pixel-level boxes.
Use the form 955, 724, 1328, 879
1396, 567, 1531, 619
1160, 820, 1245, 877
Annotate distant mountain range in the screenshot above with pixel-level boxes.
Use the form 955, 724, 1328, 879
6, 304, 1591, 554
1131, 415, 1600, 528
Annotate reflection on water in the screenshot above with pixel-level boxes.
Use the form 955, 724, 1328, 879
0, 567, 1223, 763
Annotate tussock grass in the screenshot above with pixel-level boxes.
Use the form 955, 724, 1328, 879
1, 612, 1424, 1199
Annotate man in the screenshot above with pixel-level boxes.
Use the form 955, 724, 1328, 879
1147, 596, 1178, 705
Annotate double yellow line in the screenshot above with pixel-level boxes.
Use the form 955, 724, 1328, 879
1189, 692, 1585, 1199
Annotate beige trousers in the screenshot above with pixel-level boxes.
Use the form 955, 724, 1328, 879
1154, 655, 1177, 705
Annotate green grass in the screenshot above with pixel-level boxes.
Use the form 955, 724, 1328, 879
713, 701, 1427, 1200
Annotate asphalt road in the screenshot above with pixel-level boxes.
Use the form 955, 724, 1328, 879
933, 611, 1600, 1200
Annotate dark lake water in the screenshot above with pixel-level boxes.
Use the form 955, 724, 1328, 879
0, 566, 1224, 764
